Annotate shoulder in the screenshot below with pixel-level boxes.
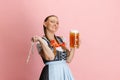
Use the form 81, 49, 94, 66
36, 36, 48, 45
56, 36, 66, 43
57, 35, 63, 38
56, 36, 63, 40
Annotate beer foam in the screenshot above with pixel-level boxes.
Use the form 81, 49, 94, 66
70, 30, 79, 33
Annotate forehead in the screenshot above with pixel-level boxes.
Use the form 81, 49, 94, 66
48, 16, 58, 21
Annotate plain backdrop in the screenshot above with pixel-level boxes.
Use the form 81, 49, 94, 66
0, 0, 120, 80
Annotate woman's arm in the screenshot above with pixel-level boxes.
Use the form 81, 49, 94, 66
66, 48, 75, 63
33, 36, 55, 60
60, 36, 75, 63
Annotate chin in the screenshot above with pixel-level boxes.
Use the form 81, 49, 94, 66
53, 29, 58, 32
53, 31, 57, 33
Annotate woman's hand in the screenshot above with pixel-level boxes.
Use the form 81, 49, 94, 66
31, 35, 42, 42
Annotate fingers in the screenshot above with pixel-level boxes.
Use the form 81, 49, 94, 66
31, 37, 34, 42
31, 36, 39, 42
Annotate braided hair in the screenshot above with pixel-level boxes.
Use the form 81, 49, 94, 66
43, 15, 70, 56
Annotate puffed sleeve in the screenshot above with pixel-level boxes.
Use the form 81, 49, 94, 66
36, 38, 48, 53
61, 37, 69, 47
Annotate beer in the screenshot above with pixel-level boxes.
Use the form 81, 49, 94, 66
70, 30, 79, 48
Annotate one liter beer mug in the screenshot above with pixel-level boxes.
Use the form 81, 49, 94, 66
70, 30, 79, 48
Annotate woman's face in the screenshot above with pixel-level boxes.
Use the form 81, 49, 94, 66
44, 16, 59, 33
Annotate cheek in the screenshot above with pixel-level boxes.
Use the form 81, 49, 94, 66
48, 23, 54, 27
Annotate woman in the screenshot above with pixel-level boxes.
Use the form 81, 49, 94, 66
32, 15, 75, 80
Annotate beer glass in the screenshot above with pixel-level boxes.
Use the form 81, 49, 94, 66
70, 30, 79, 48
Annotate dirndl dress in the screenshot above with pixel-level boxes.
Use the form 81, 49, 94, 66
37, 36, 74, 80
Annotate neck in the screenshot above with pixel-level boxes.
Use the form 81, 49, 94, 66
46, 31, 55, 41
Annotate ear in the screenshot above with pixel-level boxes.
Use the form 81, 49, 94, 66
43, 22, 47, 27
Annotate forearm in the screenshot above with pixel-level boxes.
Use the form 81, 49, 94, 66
66, 48, 75, 63
38, 39, 55, 60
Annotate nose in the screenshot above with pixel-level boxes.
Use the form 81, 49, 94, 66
54, 23, 58, 27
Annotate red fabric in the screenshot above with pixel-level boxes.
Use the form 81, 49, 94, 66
50, 40, 65, 47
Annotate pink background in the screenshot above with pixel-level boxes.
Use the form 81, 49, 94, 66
0, 0, 120, 80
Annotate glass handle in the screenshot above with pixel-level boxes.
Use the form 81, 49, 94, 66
26, 42, 34, 64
